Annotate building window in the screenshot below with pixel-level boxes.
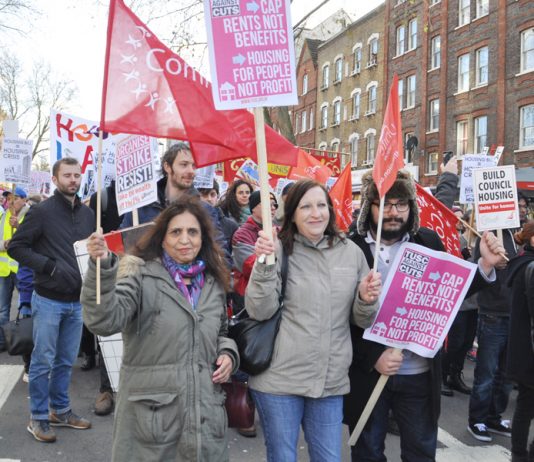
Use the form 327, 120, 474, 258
350, 137, 359, 166
406, 75, 416, 108
408, 18, 417, 50
430, 0, 441, 5
458, 53, 470, 92
427, 152, 438, 174
301, 111, 307, 133
475, 47, 488, 86
459, 0, 470, 26
353, 47, 362, 73
404, 132, 414, 163
475, 0, 489, 18
334, 57, 343, 83
321, 105, 328, 129
294, 113, 300, 134
368, 38, 378, 66
333, 100, 341, 125
398, 78, 404, 110
521, 28, 534, 73
302, 74, 308, 95
474, 115, 488, 153
309, 110, 314, 130
429, 99, 439, 132
322, 64, 329, 89
520, 104, 534, 148
456, 120, 469, 156
430, 36, 441, 69
352, 92, 361, 119
367, 85, 377, 114
332, 141, 340, 153
396, 25, 406, 56
366, 133, 376, 164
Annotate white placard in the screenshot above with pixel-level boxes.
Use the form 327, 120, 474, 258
459, 154, 498, 204
193, 165, 216, 190
0, 138, 33, 185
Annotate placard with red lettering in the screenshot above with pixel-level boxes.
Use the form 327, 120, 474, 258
473, 165, 519, 231
204, 0, 298, 109
115, 135, 159, 216
363, 242, 477, 358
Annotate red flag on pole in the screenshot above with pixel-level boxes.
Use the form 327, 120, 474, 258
288, 150, 332, 184
100, 0, 299, 168
372, 74, 405, 197
415, 184, 462, 258
329, 163, 353, 232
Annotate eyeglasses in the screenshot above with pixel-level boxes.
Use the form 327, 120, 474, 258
372, 201, 409, 212
270, 201, 278, 210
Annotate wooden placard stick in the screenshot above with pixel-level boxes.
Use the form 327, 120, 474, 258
96, 131, 103, 305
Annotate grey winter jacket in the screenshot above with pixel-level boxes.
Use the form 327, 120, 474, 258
244, 234, 378, 398
82, 255, 239, 462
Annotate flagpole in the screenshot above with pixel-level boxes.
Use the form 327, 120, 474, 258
372, 196, 385, 273
253, 107, 274, 265
96, 131, 103, 305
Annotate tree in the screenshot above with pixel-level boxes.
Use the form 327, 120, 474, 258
0, 51, 78, 158
0, 0, 38, 34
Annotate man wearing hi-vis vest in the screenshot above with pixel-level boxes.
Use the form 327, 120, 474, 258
0, 187, 29, 351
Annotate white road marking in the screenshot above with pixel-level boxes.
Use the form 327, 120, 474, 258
0, 365, 23, 412
437, 428, 511, 461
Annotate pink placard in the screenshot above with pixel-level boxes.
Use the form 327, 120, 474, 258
363, 243, 477, 358
204, 0, 298, 110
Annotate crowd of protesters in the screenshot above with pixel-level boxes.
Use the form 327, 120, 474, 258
0, 145, 532, 462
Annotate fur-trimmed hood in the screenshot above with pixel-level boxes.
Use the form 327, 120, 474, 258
117, 254, 145, 279
356, 169, 420, 236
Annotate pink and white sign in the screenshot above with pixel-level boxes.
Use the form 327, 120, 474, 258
204, 0, 298, 110
363, 243, 477, 358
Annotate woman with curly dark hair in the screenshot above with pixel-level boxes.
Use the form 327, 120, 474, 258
218, 179, 253, 225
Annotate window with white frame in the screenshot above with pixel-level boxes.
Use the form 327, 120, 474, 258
475, 46, 488, 86
521, 28, 534, 73
350, 135, 359, 166
322, 64, 329, 89
294, 113, 300, 134
321, 105, 328, 129
301, 111, 307, 133
430, 0, 440, 5
309, 110, 314, 130
352, 91, 361, 119
368, 37, 378, 65
333, 99, 341, 125
475, 0, 489, 18
474, 115, 488, 153
302, 74, 308, 95
367, 85, 377, 114
429, 99, 439, 131
318, 142, 327, 153
396, 25, 406, 56
398, 78, 404, 110
408, 19, 417, 50
335, 57, 343, 82
353, 46, 362, 73
404, 132, 414, 163
365, 132, 376, 164
430, 36, 441, 69
456, 120, 469, 156
458, 54, 470, 92
331, 141, 340, 153
459, 0, 470, 26
406, 75, 416, 108
520, 104, 534, 148
427, 152, 438, 174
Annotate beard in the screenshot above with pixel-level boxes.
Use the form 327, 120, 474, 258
370, 216, 409, 241
56, 182, 80, 197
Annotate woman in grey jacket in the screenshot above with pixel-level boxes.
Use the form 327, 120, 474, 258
245, 179, 381, 462
82, 198, 239, 462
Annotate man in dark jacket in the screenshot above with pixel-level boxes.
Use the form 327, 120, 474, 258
8, 158, 94, 443
343, 170, 504, 462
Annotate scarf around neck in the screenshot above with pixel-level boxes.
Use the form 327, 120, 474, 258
162, 251, 206, 310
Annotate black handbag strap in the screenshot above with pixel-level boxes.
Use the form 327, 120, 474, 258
279, 250, 289, 304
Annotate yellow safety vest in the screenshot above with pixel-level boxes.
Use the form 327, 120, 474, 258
0, 209, 26, 277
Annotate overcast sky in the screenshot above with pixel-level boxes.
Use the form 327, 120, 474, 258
5, 0, 383, 122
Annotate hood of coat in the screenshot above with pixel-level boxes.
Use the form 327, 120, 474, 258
356, 169, 420, 236
507, 245, 534, 286
117, 255, 145, 279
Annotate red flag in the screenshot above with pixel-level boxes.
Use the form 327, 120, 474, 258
288, 150, 332, 184
373, 74, 405, 197
329, 163, 353, 232
100, 0, 299, 168
415, 184, 462, 258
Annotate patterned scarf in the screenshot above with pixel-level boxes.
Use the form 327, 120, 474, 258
162, 251, 206, 310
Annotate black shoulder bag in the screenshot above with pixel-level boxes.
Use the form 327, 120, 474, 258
229, 251, 289, 376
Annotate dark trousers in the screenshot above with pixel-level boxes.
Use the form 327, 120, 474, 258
512, 383, 534, 458
442, 310, 478, 378
350, 372, 437, 462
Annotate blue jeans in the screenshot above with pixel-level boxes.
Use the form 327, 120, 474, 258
468, 314, 513, 425
352, 372, 437, 462
29, 293, 83, 420
0, 273, 17, 349
250, 390, 343, 462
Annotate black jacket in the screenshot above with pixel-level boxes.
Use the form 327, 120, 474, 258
8, 190, 94, 302
506, 245, 534, 387
343, 227, 490, 428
